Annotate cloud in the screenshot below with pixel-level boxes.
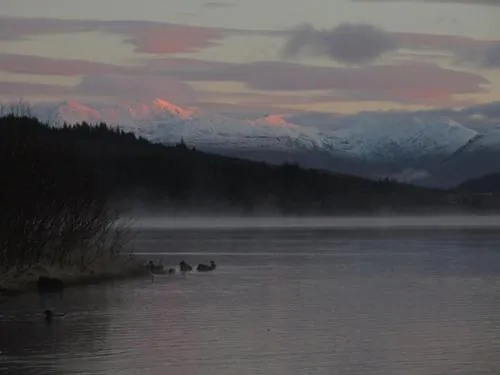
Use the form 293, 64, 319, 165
281, 23, 500, 70
0, 82, 70, 98
8, 56, 488, 106
0, 75, 197, 105
0, 53, 132, 76
2, 16, 499, 70
117, 24, 223, 54
395, 32, 500, 69
0, 49, 491, 108
282, 23, 398, 65
202, 2, 235, 9
0, 17, 96, 41
456, 42, 500, 69
76, 75, 197, 103
481, 43, 500, 68
351, 0, 500, 6
0, 17, 225, 55
166, 59, 488, 100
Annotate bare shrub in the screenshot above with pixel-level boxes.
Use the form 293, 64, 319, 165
0, 114, 129, 280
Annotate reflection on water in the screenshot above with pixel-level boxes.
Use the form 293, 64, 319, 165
1, 227, 500, 374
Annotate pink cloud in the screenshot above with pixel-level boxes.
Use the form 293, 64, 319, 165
76, 75, 197, 103
0, 56, 490, 108
0, 40, 492, 110
2, 16, 500, 69
0, 17, 226, 55
146, 58, 487, 107
166, 59, 489, 95
394, 32, 494, 56
120, 25, 222, 54
0, 81, 69, 98
0, 53, 132, 76
0, 75, 196, 106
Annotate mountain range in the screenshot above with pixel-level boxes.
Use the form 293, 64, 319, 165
27, 98, 500, 189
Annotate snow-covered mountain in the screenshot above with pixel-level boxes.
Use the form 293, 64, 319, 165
32, 98, 196, 127
425, 126, 500, 187
28, 98, 500, 187
32, 100, 325, 152
320, 116, 477, 163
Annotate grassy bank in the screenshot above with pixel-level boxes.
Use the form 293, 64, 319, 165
0, 255, 150, 298
0, 113, 151, 301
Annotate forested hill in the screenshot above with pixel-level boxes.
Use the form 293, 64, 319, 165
1, 114, 498, 215
456, 173, 500, 194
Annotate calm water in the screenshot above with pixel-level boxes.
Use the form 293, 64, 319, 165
2, 223, 500, 374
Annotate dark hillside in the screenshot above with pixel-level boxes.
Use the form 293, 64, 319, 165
456, 172, 500, 195
1, 115, 497, 215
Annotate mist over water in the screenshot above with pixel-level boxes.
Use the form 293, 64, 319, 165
126, 214, 500, 230
3, 217, 500, 374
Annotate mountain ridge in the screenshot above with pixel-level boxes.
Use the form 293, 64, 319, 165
25, 98, 500, 188
5, 113, 500, 215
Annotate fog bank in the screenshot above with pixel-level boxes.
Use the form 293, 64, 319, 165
123, 215, 500, 230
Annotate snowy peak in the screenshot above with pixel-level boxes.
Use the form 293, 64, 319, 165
150, 98, 195, 119
252, 114, 292, 127
98, 98, 197, 124
51, 100, 102, 124
26, 97, 500, 175
31, 98, 198, 127
319, 113, 478, 161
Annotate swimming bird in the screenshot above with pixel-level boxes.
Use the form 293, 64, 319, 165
44, 309, 53, 324
37, 276, 64, 296
179, 261, 193, 272
37, 276, 64, 318
197, 261, 216, 272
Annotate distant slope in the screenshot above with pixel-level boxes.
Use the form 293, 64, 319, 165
6, 114, 494, 215
456, 172, 500, 194
29, 98, 492, 187
426, 129, 500, 188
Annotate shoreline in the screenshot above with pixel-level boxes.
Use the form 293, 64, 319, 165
0, 255, 151, 300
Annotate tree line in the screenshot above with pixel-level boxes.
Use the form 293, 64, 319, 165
2, 112, 499, 278
0, 115, 128, 279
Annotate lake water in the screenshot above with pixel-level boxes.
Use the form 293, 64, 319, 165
2, 218, 500, 374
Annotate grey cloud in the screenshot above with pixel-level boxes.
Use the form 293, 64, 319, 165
168, 60, 488, 95
453, 41, 500, 69
351, 0, 500, 6
282, 22, 500, 70
0, 53, 134, 76
480, 42, 500, 68
77, 75, 197, 103
0, 16, 283, 46
0, 82, 69, 97
281, 23, 398, 65
148, 58, 489, 107
202, 2, 235, 9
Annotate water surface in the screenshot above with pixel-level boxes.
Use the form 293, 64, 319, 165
1, 223, 500, 374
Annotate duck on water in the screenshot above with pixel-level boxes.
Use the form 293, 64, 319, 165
180, 260, 216, 272
179, 261, 193, 272
145, 260, 218, 276
37, 276, 65, 323
197, 261, 216, 272
146, 260, 175, 275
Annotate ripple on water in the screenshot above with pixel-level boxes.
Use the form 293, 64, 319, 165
1, 228, 500, 374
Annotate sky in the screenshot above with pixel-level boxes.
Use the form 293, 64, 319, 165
1, 0, 500, 115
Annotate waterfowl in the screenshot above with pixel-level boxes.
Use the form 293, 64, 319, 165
179, 261, 193, 272
197, 261, 216, 272
37, 276, 64, 296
